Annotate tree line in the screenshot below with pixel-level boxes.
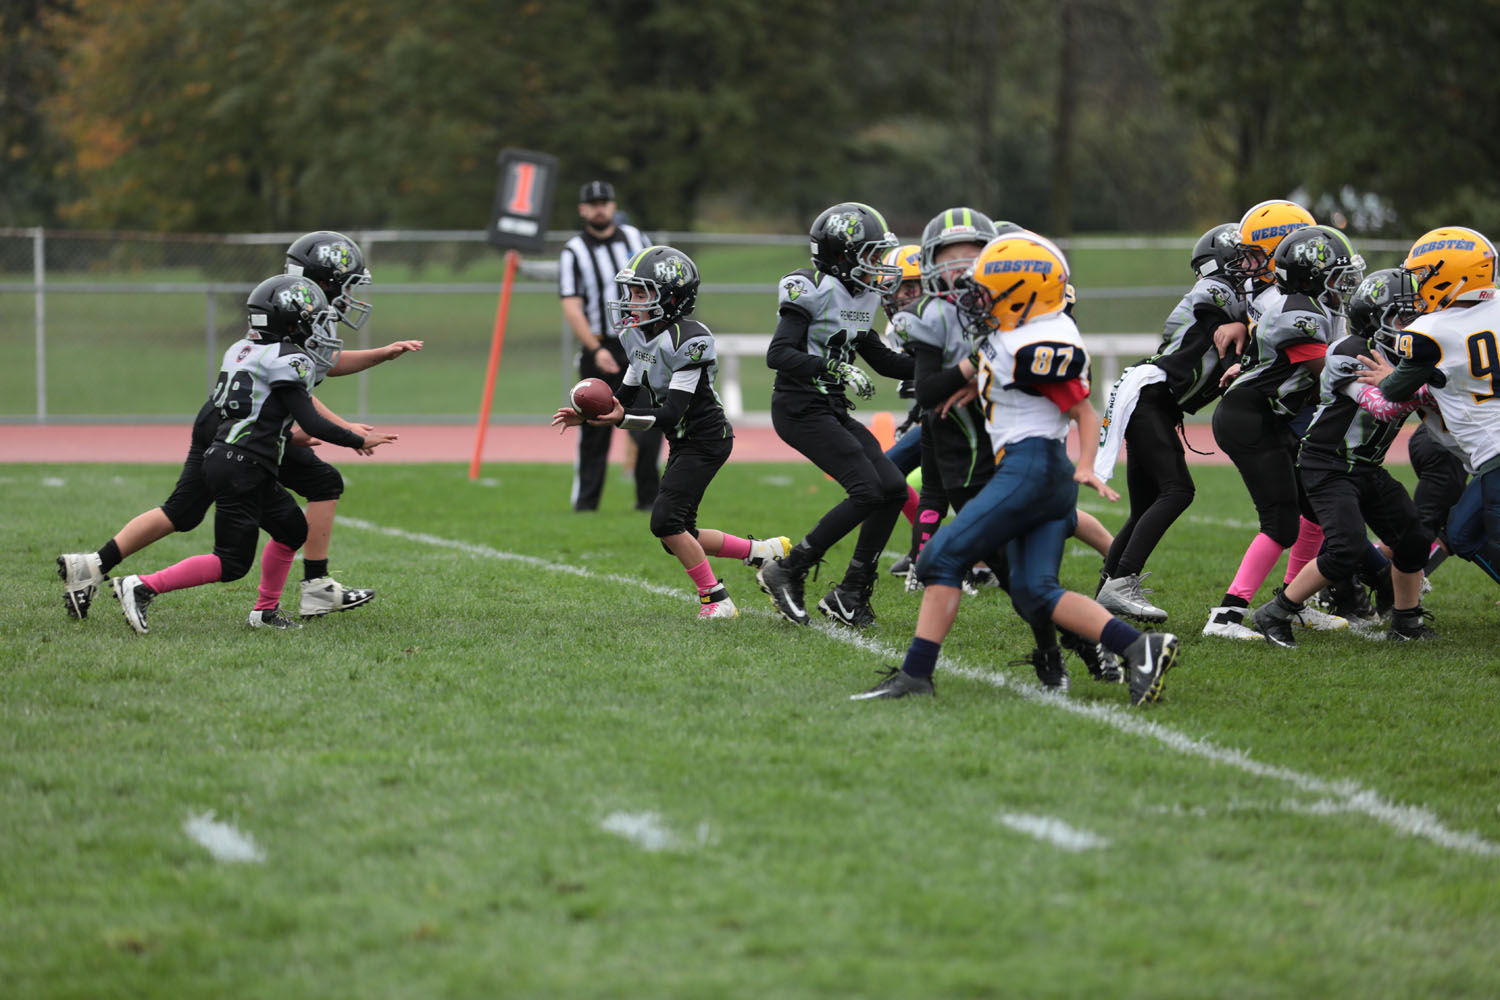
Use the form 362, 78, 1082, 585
3, 0, 1495, 237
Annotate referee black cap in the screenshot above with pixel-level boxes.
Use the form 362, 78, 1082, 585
579, 180, 615, 204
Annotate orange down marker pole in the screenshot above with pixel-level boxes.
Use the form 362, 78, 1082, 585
469, 248, 521, 480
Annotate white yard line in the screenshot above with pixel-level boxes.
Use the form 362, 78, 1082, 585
996, 812, 1110, 851
339, 517, 1500, 859
183, 811, 265, 863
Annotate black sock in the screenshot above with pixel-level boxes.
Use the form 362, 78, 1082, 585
304, 558, 328, 581
97, 539, 122, 574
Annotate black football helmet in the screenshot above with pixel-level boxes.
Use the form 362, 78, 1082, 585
1273, 225, 1366, 309
809, 202, 901, 294
285, 231, 372, 329
246, 274, 343, 370
1191, 223, 1242, 282
918, 207, 1000, 297
1347, 267, 1423, 354
606, 245, 701, 334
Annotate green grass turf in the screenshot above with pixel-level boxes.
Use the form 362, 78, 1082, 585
3, 459, 1499, 997
8, 238, 1399, 422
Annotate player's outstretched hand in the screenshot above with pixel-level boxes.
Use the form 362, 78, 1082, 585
383, 340, 424, 360
359, 430, 399, 451
352, 423, 377, 456
1355, 352, 1394, 386
552, 407, 585, 432
1075, 467, 1119, 502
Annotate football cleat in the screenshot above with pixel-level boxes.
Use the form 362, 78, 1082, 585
1250, 603, 1297, 648
299, 576, 375, 617
698, 587, 738, 620
756, 558, 810, 626
742, 535, 791, 569
850, 667, 935, 701
1386, 606, 1437, 641
1016, 647, 1069, 693
248, 608, 303, 630
110, 574, 155, 636
1289, 603, 1347, 631
962, 565, 1001, 595
1313, 581, 1381, 630
889, 553, 913, 579
1095, 572, 1168, 623
818, 585, 876, 628
1202, 607, 1261, 640
1059, 627, 1122, 683
1124, 632, 1179, 707
58, 551, 105, 620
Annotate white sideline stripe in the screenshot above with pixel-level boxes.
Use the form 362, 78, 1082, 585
184, 811, 265, 863
601, 811, 678, 852
339, 517, 1500, 859
997, 812, 1110, 852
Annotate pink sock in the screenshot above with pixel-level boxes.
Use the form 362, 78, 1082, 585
685, 558, 718, 595
255, 540, 298, 611
716, 533, 752, 561
1284, 517, 1324, 584
917, 508, 941, 552
1228, 533, 1286, 602
902, 485, 920, 525
141, 554, 222, 595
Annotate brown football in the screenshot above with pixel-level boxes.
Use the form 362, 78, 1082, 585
569, 378, 616, 419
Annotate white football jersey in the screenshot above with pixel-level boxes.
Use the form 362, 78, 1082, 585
1397, 297, 1500, 470
974, 311, 1090, 452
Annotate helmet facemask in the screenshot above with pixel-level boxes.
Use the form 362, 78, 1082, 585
848, 235, 903, 295
1322, 252, 1366, 310
922, 240, 989, 300
301, 307, 345, 373
607, 276, 668, 334
331, 270, 373, 330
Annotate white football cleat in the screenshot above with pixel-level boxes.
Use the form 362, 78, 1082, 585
743, 536, 791, 569
111, 574, 155, 636
1290, 604, 1348, 631
58, 551, 105, 620
1096, 572, 1168, 623
698, 594, 738, 620
299, 576, 375, 617
1202, 607, 1261, 641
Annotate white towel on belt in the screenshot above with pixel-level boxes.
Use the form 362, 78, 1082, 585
1093, 363, 1167, 482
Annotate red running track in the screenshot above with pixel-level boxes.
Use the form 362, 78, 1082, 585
0, 421, 1414, 465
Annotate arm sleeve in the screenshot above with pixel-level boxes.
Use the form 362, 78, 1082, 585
622, 384, 696, 433
854, 329, 915, 379
1036, 378, 1091, 413
912, 343, 971, 409
1345, 382, 1422, 421
765, 309, 825, 378
276, 387, 367, 449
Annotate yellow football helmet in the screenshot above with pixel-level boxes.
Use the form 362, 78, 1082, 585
1402, 227, 1497, 313
881, 243, 924, 315
1230, 199, 1315, 285
957, 234, 1069, 332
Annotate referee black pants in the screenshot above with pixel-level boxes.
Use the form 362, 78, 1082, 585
772, 390, 907, 576
574, 339, 663, 511
1105, 384, 1195, 578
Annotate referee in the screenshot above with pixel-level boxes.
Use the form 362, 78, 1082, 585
559, 179, 662, 512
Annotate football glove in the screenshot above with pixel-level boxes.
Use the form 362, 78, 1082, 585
827, 360, 875, 399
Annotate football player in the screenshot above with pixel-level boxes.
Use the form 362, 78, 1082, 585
1361, 226, 1500, 598
756, 202, 914, 628
1203, 209, 1354, 639
877, 242, 926, 579
57, 232, 419, 622
854, 233, 1178, 705
552, 245, 789, 619
1093, 223, 1247, 623
109, 276, 396, 635
1250, 267, 1436, 644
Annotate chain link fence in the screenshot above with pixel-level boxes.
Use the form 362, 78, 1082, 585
0, 228, 1416, 425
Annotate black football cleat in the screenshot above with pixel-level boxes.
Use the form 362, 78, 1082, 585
1017, 647, 1069, 693
757, 558, 810, 626
248, 608, 303, 630
1059, 627, 1122, 683
1124, 632, 1179, 706
850, 668, 935, 701
1386, 606, 1437, 641
818, 584, 876, 628
1251, 603, 1297, 648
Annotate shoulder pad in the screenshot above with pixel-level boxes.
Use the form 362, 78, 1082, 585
268, 347, 315, 387
1396, 330, 1443, 366
778, 269, 826, 313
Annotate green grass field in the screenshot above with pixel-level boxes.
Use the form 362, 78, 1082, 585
4, 459, 1499, 998
0, 238, 1417, 422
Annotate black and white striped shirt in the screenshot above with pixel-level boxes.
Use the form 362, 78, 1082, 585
558, 224, 651, 341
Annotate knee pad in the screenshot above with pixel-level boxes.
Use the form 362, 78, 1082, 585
271, 520, 308, 553
1264, 511, 1300, 549
299, 463, 344, 503
1391, 523, 1435, 574
649, 506, 680, 539
216, 547, 254, 582
161, 501, 207, 533
1010, 577, 1064, 622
